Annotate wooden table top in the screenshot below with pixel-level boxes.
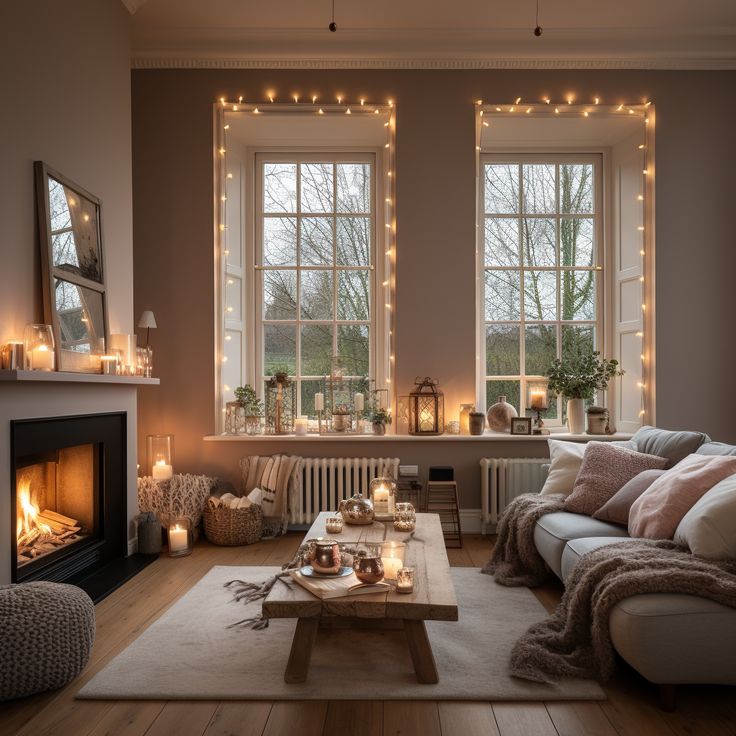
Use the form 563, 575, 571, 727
262, 512, 459, 622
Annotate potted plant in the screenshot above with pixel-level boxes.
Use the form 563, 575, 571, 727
545, 352, 623, 434
370, 406, 392, 436
234, 384, 264, 435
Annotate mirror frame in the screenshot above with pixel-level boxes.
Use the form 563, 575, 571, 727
34, 161, 110, 373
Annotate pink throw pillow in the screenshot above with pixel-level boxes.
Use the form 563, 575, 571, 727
629, 454, 736, 539
564, 442, 668, 516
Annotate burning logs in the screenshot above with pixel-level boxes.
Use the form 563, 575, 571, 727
16, 509, 85, 563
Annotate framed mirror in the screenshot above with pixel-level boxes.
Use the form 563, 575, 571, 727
35, 162, 109, 372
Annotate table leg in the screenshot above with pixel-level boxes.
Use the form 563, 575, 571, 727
404, 619, 439, 684
284, 617, 320, 683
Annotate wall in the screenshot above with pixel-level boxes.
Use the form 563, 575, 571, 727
0, 0, 133, 340
132, 69, 736, 507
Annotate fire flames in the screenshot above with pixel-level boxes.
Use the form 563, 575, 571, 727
16, 480, 51, 543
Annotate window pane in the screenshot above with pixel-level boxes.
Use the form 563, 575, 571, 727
338, 324, 370, 376
301, 379, 324, 417
525, 324, 557, 375
300, 217, 332, 265
561, 271, 596, 320
484, 164, 519, 214
263, 270, 297, 319
485, 270, 520, 321
485, 218, 519, 267
300, 270, 333, 320
560, 164, 594, 214
522, 218, 556, 267
522, 164, 556, 214
337, 163, 370, 213
486, 325, 520, 376
264, 324, 296, 374
486, 380, 520, 416
561, 218, 594, 267
300, 163, 333, 213
562, 324, 595, 363
263, 217, 296, 266
337, 217, 370, 266
524, 271, 557, 320
301, 324, 333, 375
338, 270, 370, 321
264, 163, 297, 213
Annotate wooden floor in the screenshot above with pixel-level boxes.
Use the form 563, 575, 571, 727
1, 534, 734, 736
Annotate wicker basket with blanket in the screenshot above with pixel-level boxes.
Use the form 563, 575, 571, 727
203, 500, 263, 546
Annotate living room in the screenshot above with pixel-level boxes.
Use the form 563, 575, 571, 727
1, 1, 735, 734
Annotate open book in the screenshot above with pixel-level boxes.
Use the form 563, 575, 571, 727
289, 569, 390, 600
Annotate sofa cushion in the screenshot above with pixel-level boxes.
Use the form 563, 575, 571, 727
609, 594, 736, 685
629, 454, 736, 539
564, 443, 667, 516
696, 441, 736, 457
592, 469, 667, 526
674, 472, 736, 559
560, 536, 639, 581
539, 440, 586, 496
630, 425, 709, 468
534, 512, 630, 579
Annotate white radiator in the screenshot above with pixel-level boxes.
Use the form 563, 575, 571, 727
290, 457, 400, 525
480, 458, 549, 533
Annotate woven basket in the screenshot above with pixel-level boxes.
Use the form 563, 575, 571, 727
203, 503, 263, 546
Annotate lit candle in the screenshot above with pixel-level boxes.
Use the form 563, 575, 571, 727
381, 541, 406, 581
373, 485, 389, 516
168, 524, 188, 553
30, 345, 54, 371
152, 459, 173, 480
530, 390, 547, 410
100, 355, 118, 375
295, 416, 308, 435
396, 567, 414, 593
314, 393, 324, 411
354, 392, 364, 412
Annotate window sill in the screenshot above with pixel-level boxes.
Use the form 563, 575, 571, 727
203, 431, 633, 443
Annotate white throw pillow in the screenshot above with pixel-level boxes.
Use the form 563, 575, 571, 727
674, 472, 736, 559
540, 440, 587, 496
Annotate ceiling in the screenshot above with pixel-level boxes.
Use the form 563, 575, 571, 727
126, 0, 736, 69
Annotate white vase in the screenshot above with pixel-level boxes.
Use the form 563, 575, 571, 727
566, 398, 586, 434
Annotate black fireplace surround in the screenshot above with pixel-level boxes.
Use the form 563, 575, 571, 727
10, 412, 150, 601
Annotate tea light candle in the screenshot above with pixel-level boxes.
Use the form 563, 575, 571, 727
381, 540, 405, 581
168, 524, 189, 553
325, 516, 343, 534
152, 459, 173, 480
314, 393, 324, 411
396, 567, 414, 593
295, 416, 309, 435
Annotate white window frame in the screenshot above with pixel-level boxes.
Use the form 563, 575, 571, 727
477, 152, 605, 423
245, 148, 387, 413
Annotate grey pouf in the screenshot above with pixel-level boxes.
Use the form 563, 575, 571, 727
0, 581, 95, 701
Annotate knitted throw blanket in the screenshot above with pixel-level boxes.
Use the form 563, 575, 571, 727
510, 539, 736, 683
482, 493, 566, 587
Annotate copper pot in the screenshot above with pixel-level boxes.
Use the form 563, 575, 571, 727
353, 550, 384, 584
309, 539, 341, 574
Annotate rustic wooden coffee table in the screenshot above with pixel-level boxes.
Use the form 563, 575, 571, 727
262, 511, 458, 684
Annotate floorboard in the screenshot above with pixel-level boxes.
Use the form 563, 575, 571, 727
2, 533, 734, 736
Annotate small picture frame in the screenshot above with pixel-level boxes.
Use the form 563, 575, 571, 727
510, 417, 532, 435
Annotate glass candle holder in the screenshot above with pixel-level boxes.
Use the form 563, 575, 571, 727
146, 434, 174, 479
394, 502, 416, 532
167, 517, 193, 557
380, 540, 406, 581
325, 516, 343, 534
109, 333, 137, 375
396, 566, 415, 594
369, 476, 397, 519
100, 355, 118, 374
23, 324, 55, 371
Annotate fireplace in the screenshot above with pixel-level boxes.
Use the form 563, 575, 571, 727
11, 413, 126, 588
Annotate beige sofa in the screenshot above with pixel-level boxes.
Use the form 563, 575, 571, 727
532, 428, 736, 706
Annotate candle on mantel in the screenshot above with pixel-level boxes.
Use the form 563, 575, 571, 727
168, 524, 188, 553
30, 345, 54, 371
354, 392, 364, 412
314, 393, 324, 411
381, 541, 405, 581
152, 459, 173, 480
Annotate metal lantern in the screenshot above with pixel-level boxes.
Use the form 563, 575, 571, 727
265, 372, 296, 435
369, 476, 398, 519
407, 376, 444, 436
320, 355, 355, 434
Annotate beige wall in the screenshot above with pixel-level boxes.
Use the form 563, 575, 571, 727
0, 0, 133, 341
132, 70, 736, 507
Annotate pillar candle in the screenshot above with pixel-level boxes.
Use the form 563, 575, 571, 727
168, 524, 188, 553
152, 460, 173, 480
314, 393, 324, 411
30, 345, 54, 371
354, 392, 364, 412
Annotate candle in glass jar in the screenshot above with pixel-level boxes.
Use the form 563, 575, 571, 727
530, 390, 547, 410
152, 459, 173, 480
381, 541, 405, 581
354, 392, 364, 412
314, 393, 324, 411
168, 524, 188, 553
373, 485, 389, 516
30, 345, 54, 371
396, 567, 414, 593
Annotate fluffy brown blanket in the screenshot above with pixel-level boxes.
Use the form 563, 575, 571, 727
482, 494, 736, 683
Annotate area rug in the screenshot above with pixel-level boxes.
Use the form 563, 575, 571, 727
77, 566, 604, 701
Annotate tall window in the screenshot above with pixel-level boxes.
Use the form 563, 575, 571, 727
480, 155, 602, 420
255, 153, 375, 414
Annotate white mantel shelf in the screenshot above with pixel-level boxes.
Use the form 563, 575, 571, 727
204, 432, 633, 442
0, 369, 160, 385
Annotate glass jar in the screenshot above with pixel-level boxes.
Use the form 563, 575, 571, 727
167, 516, 193, 557
23, 324, 55, 371
380, 540, 406, 580
369, 476, 397, 519
394, 501, 416, 532
147, 434, 174, 479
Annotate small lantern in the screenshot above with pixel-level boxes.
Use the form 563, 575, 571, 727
265, 372, 296, 435
23, 324, 55, 371
380, 540, 406, 581
147, 434, 174, 479
167, 516, 193, 557
369, 476, 397, 519
406, 376, 444, 436
527, 379, 550, 435
320, 355, 356, 434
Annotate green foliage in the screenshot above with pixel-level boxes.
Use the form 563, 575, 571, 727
370, 407, 392, 425
546, 351, 623, 400
233, 384, 264, 416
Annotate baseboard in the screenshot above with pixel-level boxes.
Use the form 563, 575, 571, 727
127, 536, 138, 556
459, 508, 483, 534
